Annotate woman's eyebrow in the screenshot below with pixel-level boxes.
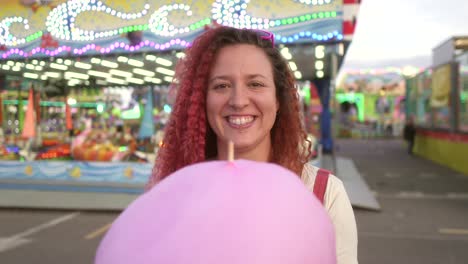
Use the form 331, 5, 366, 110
209, 73, 268, 84
208, 75, 230, 84
246, 74, 267, 79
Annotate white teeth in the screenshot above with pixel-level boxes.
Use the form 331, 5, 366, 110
228, 116, 254, 125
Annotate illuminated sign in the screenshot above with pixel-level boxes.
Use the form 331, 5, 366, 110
0, 0, 344, 59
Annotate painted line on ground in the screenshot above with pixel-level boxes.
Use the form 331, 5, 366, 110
360, 231, 468, 241
0, 212, 79, 253
84, 222, 113, 240
0, 238, 32, 253
374, 192, 468, 200
447, 193, 468, 199
438, 228, 468, 236
9, 212, 80, 240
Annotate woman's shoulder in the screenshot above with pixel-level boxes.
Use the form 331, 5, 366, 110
301, 163, 344, 190
301, 163, 347, 208
301, 162, 354, 218
302, 164, 358, 264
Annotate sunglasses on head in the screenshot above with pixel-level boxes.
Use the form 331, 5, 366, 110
255, 29, 275, 48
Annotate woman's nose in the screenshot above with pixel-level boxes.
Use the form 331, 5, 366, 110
228, 86, 249, 109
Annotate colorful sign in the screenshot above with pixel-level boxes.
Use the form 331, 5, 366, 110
430, 64, 452, 129
431, 64, 451, 108
0, 160, 152, 184
1, 0, 345, 59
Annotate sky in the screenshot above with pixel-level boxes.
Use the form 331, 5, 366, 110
342, 0, 468, 69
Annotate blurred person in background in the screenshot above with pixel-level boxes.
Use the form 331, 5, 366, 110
403, 116, 416, 155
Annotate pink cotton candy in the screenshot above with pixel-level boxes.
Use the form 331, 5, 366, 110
95, 160, 336, 264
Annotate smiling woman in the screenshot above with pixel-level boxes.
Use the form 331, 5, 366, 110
206, 44, 279, 163
147, 26, 358, 264
148, 26, 307, 181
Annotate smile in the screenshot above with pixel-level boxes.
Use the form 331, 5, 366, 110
226, 115, 256, 128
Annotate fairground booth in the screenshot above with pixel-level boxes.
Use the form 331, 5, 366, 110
333, 67, 413, 139
0, 0, 361, 189
405, 36, 468, 175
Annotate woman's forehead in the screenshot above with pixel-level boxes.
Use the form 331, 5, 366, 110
210, 44, 273, 78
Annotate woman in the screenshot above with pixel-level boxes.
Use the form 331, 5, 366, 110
147, 26, 358, 264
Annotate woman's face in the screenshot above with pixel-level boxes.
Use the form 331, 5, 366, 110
206, 44, 279, 159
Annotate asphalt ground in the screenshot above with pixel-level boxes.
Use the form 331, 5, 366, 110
336, 139, 468, 264
0, 209, 114, 264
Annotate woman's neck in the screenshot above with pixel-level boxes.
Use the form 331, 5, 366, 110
216, 138, 272, 162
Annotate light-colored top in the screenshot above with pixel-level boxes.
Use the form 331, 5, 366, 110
301, 163, 358, 264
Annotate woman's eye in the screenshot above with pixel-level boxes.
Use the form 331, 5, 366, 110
213, 83, 229, 90
250, 82, 264, 88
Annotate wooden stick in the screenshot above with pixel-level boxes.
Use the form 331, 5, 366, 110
227, 140, 234, 162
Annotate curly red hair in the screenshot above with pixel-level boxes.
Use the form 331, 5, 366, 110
147, 27, 311, 189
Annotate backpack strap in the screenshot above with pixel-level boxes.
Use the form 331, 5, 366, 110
313, 168, 330, 205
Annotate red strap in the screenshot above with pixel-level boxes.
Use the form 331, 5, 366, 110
313, 168, 330, 205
